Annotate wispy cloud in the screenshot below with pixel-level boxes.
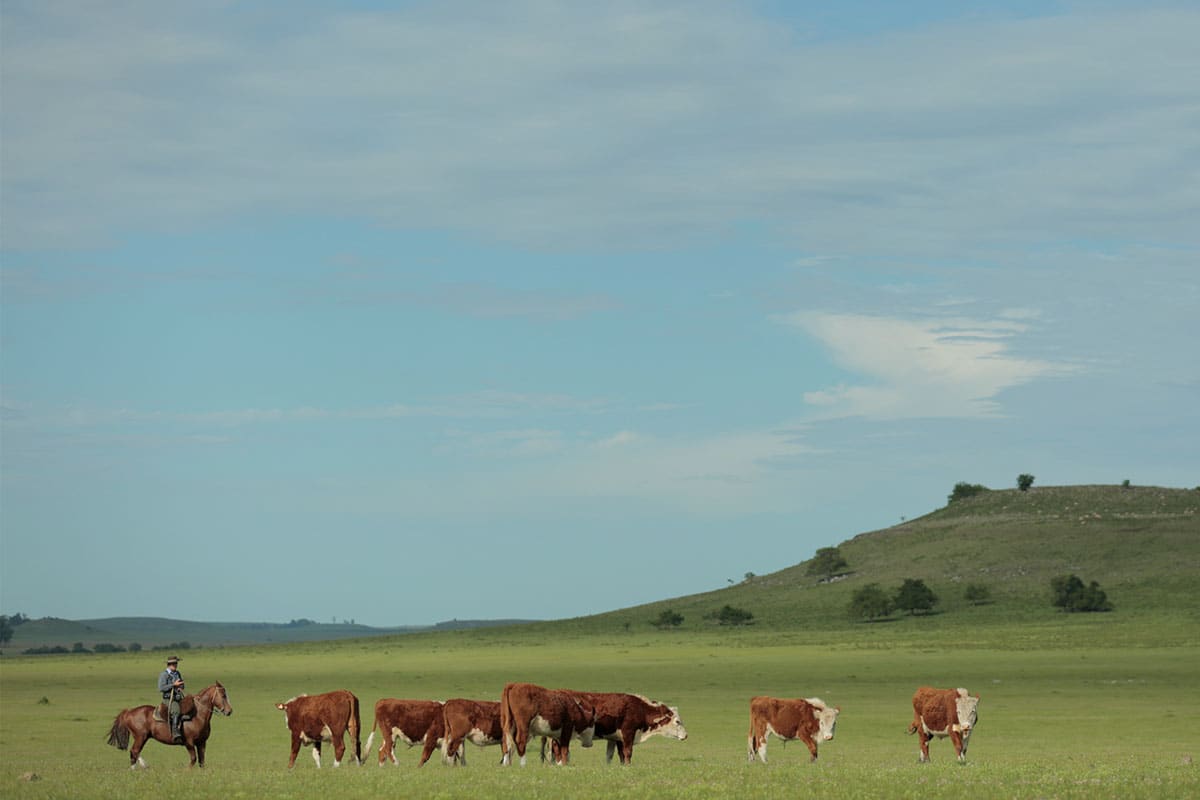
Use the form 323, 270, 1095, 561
3, 4, 1196, 252
782, 311, 1073, 419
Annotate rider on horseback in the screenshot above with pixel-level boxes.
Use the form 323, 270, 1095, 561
158, 656, 185, 742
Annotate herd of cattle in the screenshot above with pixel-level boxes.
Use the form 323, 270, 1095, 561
271, 682, 980, 768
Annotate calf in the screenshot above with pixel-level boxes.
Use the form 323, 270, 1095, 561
907, 686, 979, 763
500, 682, 596, 766
441, 698, 503, 766
275, 689, 362, 768
363, 699, 443, 766
748, 695, 840, 763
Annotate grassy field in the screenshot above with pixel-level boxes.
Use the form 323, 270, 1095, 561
1, 619, 1197, 799
3, 485, 1196, 797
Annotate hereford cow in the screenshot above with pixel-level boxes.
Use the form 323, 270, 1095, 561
907, 686, 979, 763
440, 698, 503, 766
748, 696, 841, 763
544, 692, 687, 765
275, 689, 362, 768
499, 682, 596, 766
363, 699, 444, 766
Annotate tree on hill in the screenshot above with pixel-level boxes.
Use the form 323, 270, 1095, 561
894, 578, 939, 615
0, 616, 14, 645
948, 482, 988, 503
705, 605, 754, 626
806, 546, 849, 580
1051, 574, 1112, 612
848, 583, 893, 621
1017, 473, 1035, 491
652, 609, 684, 629
963, 583, 992, 605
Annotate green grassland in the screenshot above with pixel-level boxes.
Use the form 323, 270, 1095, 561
1, 485, 1197, 798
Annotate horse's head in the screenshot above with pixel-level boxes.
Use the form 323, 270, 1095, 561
203, 681, 234, 717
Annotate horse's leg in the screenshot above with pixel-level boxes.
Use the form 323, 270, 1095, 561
185, 742, 198, 767
130, 732, 148, 770
196, 738, 207, 768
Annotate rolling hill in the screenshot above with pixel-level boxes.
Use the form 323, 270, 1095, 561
538, 484, 1200, 639
4, 484, 1196, 653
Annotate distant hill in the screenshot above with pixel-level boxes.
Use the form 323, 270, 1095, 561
542, 484, 1199, 635
2, 615, 538, 653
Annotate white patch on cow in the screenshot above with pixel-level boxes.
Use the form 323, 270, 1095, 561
391, 725, 418, 747
465, 726, 497, 746
311, 747, 321, 768
529, 714, 552, 737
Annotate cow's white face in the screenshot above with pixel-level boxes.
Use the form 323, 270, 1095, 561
657, 708, 688, 741
815, 706, 840, 742
955, 694, 979, 738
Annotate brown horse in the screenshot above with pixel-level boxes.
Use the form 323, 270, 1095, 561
106, 681, 232, 769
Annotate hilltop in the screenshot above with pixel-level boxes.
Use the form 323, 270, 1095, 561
543, 484, 1200, 637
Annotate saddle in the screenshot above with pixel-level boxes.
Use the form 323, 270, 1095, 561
153, 695, 196, 723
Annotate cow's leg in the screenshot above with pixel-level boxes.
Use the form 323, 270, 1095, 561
606, 740, 618, 764
804, 736, 819, 763
332, 733, 346, 767
918, 732, 931, 763
554, 732, 571, 766
515, 728, 529, 767
951, 730, 966, 762
418, 731, 439, 767
312, 741, 323, 768
620, 731, 635, 765
442, 735, 461, 765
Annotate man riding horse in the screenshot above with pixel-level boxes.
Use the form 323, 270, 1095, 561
158, 656, 185, 742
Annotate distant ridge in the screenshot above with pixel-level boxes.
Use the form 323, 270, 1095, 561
2, 615, 538, 652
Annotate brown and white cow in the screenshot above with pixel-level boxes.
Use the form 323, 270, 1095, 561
544, 692, 688, 765
440, 698, 504, 766
748, 695, 841, 763
363, 699, 444, 766
907, 686, 980, 763
499, 682, 596, 766
275, 689, 362, 768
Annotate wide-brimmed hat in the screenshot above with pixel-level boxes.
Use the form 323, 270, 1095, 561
165, 656, 180, 665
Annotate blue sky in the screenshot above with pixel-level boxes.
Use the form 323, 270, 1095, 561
2, 1, 1197, 627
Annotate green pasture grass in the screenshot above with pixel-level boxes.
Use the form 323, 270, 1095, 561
2, 619, 1197, 799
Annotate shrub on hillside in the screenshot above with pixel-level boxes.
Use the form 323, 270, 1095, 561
948, 482, 988, 503
806, 546, 849, 580
963, 583, 992, 605
705, 605, 755, 626
894, 578, 938, 615
652, 609, 684, 629
848, 583, 894, 621
1051, 574, 1113, 613
1017, 473, 1035, 491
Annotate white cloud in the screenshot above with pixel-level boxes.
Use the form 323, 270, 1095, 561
783, 311, 1072, 419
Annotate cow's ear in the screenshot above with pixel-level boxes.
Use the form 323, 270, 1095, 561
835, 706, 842, 712
275, 703, 286, 710
975, 694, 981, 700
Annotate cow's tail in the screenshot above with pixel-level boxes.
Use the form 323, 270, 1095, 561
499, 684, 514, 761
905, 721, 918, 735
349, 692, 363, 765
364, 705, 379, 760
106, 712, 130, 750
747, 711, 756, 762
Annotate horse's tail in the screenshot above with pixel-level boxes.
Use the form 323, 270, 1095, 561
106, 712, 130, 750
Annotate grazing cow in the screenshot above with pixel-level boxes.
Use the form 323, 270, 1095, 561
545, 692, 688, 764
363, 699, 444, 766
441, 698, 504, 766
907, 686, 980, 763
500, 682, 596, 766
748, 696, 841, 763
275, 689, 362, 768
